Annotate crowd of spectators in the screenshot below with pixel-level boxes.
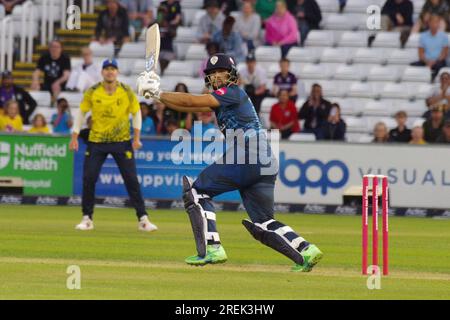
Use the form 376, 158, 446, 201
2, 0, 450, 145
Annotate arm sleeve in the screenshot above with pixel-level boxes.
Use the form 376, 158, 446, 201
80, 88, 94, 113
72, 108, 86, 134
132, 110, 142, 131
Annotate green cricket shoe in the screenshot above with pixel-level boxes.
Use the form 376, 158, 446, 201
292, 244, 323, 272
185, 245, 228, 266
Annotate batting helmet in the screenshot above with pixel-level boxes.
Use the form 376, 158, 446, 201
203, 53, 239, 89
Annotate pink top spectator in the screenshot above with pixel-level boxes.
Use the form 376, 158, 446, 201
265, 11, 299, 45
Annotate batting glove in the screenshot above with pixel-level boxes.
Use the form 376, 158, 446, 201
137, 71, 162, 99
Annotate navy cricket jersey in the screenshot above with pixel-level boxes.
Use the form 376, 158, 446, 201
210, 84, 262, 134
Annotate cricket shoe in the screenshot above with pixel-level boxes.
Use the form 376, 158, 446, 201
75, 216, 94, 230
138, 216, 158, 232
292, 244, 323, 272
185, 245, 228, 266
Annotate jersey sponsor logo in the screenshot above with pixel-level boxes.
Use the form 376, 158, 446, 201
215, 87, 227, 96
279, 152, 349, 195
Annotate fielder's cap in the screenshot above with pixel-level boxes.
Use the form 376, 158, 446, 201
102, 58, 119, 69
246, 52, 256, 62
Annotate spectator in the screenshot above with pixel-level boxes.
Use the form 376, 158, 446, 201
193, 111, 218, 137
423, 104, 445, 142
322, 103, 346, 141
0, 100, 23, 132
156, 2, 178, 74
197, 0, 225, 44
199, 42, 220, 77
120, 0, 155, 31
409, 125, 427, 144
298, 83, 331, 139
426, 71, 450, 112
51, 98, 73, 134
95, 0, 130, 50
66, 47, 102, 93
265, 0, 299, 58
338, 0, 346, 13
0, 71, 36, 124
239, 53, 268, 114
212, 16, 246, 63
209, 0, 238, 16
373, 122, 389, 143
411, 15, 448, 82
152, 100, 172, 135
31, 40, 71, 103
79, 116, 92, 144
140, 102, 157, 135
173, 83, 192, 129
412, 0, 449, 33
159, 0, 182, 27
287, 0, 322, 46
381, 0, 414, 47
255, 0, 277, 22
270, 89, 300, 139
166, 118, 180, 135
28, 114, 50, 134
272, 58, 298, 101
0, 0, 24, 15
436, 119, 450, 143
389, 111, 412, 142
235, 1, 262, 52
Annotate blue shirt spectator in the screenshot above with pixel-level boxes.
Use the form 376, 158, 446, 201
212, 16, 246, 63
420, 29, 448, 61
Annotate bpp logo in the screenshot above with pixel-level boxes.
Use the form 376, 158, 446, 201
0, 142, 11, 170
279, 152, 349, 195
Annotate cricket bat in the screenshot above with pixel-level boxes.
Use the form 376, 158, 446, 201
144, 23, 161, 99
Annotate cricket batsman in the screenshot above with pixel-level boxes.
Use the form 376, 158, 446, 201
137, 53, 322, 272
69, 59, 158, 232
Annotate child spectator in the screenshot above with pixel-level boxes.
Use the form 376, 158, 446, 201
272, 58, 298, 101
0, 100, 23, 132
265, 0, 299, 57
373, 122, 389, 143
51, 98, 73, 134
166, 118, 180, 135
389, 111, 412, 142
270, 89, 300, 139
409, 125, 427, 145
29, 114, 50, 134
212, 16, 246, 63
322, 103, 346, 141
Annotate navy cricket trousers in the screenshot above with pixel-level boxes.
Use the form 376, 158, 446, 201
82, 141, 147, 219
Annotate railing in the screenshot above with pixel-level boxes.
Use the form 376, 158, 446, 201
40, 0, 56, 45
0, 16, 13, 71
20, 1, 35, 63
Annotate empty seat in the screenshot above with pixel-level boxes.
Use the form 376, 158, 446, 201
380, 82, 412, 99
387, 48, 417, 65
255, 46, 282, 62
367, 117, 397, 131
322, 13, 366, 30
183, 8, 200, 26
260, 97, 278, 113
320, 47, 352, 63
89, 42, 114, 58
164, 61, 196, 77
174, 27, 197, 43
367, 65, 403, 82
182, 0, 203, 9
287, 47, 322, 63
351, 48, 387, 64
362, 100, 395, 116
191, 9, 206, 26
177, 77, 206, 94
117, 75, 136, 89
298, 63, 337, 80
392, 99, 426, 117
334, 64, 369, 81
289, 133, 316, 142
29, 91, 51, 107
331, 98, 355, 115
405, 33, 420, 48
343, 116, 368, 133
347, 82, 379, 99
305, 30, 337, 47
401, 66, 431, 82
372, 32, 401, 48
404, 83, 433, 99
338, 31, 369, 47
185, 44, 207, 61
118, 42, 146, 59
316, 0, 339, 13
58, 92, 84, 108
344, 0, 385, 13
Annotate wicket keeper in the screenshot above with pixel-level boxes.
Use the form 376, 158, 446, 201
137, 54, 322, 271
70, 59, 158, 232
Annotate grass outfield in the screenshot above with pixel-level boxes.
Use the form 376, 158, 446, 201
0, 205, 449, 300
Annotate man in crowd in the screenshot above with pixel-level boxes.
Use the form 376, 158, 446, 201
272, 58, 298, 101
298, 83, 331, 139
239, 53, 268, 114
423, 104, 445, 142
0, 71, 36, 124
31, 40, 71, 105
66, 47, 102, 93
381, 0, 414, 47
95, 0, 130, 50
436, 119, 450, 143
197, 0, 225, 44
